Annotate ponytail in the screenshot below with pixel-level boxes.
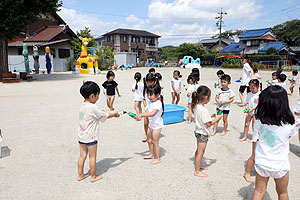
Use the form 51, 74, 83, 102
160, 95, 164, 116
134, 72, 142, 90
191, 86, 211, 112
143, 73, 159, 97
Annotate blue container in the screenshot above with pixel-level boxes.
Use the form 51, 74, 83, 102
163, 104, 186, 125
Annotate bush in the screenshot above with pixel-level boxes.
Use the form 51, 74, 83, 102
65, 57, 76, 71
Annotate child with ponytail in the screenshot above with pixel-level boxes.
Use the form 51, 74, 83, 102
132, 72, 144, 114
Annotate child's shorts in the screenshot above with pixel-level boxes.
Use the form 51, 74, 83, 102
216, 109, 230, 114
254, 164, 288, 179
194, 132, 208, 143
106, 95, 115, 99
78, 140, 98, 146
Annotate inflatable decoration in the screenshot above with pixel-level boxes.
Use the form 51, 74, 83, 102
45, 46, 52, 74
33, 46, 40, 74
22, 43, 30, 74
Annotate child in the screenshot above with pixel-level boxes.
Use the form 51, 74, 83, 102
266, 72, 279, 86
149, 68, 155, 74
293, 101, 300, 143
137, 83, 164, 165
191, 86, 222, 177
155, 72, 164, 95
171, 70, 182, 104
252, 68, 262, 91
78, 81, 120, 182
240, 79, 260, 142
275, 73, 287, 91
289, 70, 297, 95
132, 72, 144, 114
192, 68, 200, 82
239, 55, 253, 107
211, 74, 235, 136
142, 73, 158, 142
252, 85, 296, 199
187, 74, 199, 123
102, 71, 121, 110
216, 70, 224, 88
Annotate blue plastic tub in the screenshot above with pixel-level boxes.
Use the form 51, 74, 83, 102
163, 104, 186, 125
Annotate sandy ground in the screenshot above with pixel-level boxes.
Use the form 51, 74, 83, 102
0, 67, 299, 200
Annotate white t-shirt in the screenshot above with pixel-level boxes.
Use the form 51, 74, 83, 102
275, 82, 287, 91
171, 78, 181, 93
293, 101, 300, 119
241, 63, 252, 86
78, 102, 109, 143
187, 84, 199, 103
253, 73, 261, 82
132, 82, 144, 101
253, 120, 296, 171
215, 88, 235, 110
146, 100, 164, 129
194, 104, 212, 136
246, 91, 260, 115
290, 76, 297, 86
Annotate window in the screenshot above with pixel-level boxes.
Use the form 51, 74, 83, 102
98, 41, 101, 46
107, 36, 111, 42
246, 41, 251, 47
123, 36, 127, 43
142, 37, 145, 43
251, 40, 259, 46
58, 48, 70, 58
131, 37, 140, 43
18, 48, 23, 55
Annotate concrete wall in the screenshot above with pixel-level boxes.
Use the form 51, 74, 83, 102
114, 52, 136, 66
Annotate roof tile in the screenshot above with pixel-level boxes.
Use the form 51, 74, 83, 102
25, 26, 64, 42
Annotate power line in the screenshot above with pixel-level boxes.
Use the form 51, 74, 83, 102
215, 8, 227, 49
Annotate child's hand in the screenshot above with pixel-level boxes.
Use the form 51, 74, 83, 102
115, 111, 120, 118
211, 113, 216, 118
136, 113, 142, 121
118, 94, 121, 97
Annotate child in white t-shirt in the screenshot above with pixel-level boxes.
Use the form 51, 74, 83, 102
211, 74, 235, 136
137, 83, 164, 165
78, 81, 119, 182
252, 85, 296, 199
132, 72, 144, 114
186, 74, 199, 123
192, 86, 222, 177
216, 70, 224, 88
275, 73, 287, 91
171, 70, 182, 104
252, 68, 262, 91
289, 70, 297, 95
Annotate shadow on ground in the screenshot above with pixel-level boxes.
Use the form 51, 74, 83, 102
134, 147, 166, 158
90, 157, 133, 175
239, 132, 253, 140
238, 183, 272, 200
0, 146, 11, 159
290, 143, 300, 158
189, 156, 217, 168
30, 73, 91, 82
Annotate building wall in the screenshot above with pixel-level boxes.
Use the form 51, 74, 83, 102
114, 52, 136, 66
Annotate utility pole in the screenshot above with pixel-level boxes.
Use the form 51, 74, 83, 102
215, 8, 227, 51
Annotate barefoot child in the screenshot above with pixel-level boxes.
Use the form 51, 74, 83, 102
192, 86, 222, 177
211, 74, 235, 136
78, 81, 120, 182
137, 83, 164, 164
102, 71, 121, 110
240, 79, 260, 142
187, 74, 199, 123
252, 68, 262, 91
171, 70, 182, 104
252, 86, 296, 199
289, 70, 297, 95
132, 72, 144, 114
216, 70, 224, 88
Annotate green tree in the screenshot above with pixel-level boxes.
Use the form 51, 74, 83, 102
212, 29, 245, 39
71, 27, 96, 54
176, 43, 199, 60
266, 47, 278, 55
96, 46, 116, 69
0, 0, 62, 80
273, 20, 300, 46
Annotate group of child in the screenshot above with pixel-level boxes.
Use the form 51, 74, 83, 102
76, 62, 300, 200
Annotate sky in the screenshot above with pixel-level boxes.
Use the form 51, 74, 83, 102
59, 0, 300, 47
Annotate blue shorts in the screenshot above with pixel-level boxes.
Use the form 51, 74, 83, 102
78, 140, 98, 146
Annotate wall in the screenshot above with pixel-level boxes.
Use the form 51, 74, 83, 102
114, 52, 136, 66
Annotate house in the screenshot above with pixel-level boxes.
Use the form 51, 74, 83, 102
198, 38, 233, 52
8, 13, 77, 72
290, 46, 300, 64
96, 28, 160, 64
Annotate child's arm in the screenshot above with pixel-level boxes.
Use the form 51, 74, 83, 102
245, 103, 249, 110
142, 98, 147, 107
206, 115, 222, 127
136, 109, 158, 120
104, 110, 120, 118
215, 95, 221, 105
221, 97, 234, 105
178, 82, 181, 92
171, 81, 176, 94
116, 87, 121, 97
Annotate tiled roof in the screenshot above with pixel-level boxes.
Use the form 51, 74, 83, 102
238, 28, 272, 38
199, 38, 233, 45
25, 26, 64, 42
103, 28, 160, 38
259, 42, 288, 51
220, 42, 244, 53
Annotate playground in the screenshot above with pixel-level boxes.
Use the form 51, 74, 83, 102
0, 67, 300, 199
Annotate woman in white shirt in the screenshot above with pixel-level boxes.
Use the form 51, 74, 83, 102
239, 55, 253, 107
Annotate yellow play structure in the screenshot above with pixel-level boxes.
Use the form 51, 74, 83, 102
75, 37, 100, 74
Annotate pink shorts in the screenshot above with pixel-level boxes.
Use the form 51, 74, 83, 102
254, 164, 288, 179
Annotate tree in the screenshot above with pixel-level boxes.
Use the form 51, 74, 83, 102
273, 20, 300, 46
212, 29, 245, 39
176, 43, 199, 60
71, 27, 97, 54
96, 46, 116, 68
266, 47, 278, 55
0, 0, 62, 81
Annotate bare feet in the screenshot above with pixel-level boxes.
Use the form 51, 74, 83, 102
247, 140, 254, 143
142, 137, 147, 142
219, 131, 226, 136
243, 174, 254, 183
90, 175, 103, 183
77, 173, 90, 181
200, 167, 208, 170
194, 171, 208, 177
144, 155, 154, 159
150, 159, 161, 165
187, 121, 191, 124
240, 138, 247, 142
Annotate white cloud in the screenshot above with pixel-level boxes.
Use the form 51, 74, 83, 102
126, 14, 146, 29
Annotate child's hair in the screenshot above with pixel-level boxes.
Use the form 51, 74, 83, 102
149, 68, 155, 73
134, 72, 142, 90
271, 72, 278, 77
191, 86, 211, 111
155, 72, 162, 81
276, 68, 282, 75
292, 70, 298, 76
253, 68, 258, 73
80, 81, 100, 99
216, 70, 224, 76
249, 79, 259, 86
146, 83, 164, 116
277, 74, 287, 82
255, 85, 294, 126
192, 68, 200, 81
187, 74, 197, 84
241, 54, 253, 68
143, 73, 158, 97
173, 70, 182, 78
106, 71, 115, 79
220, 74, 231, 82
